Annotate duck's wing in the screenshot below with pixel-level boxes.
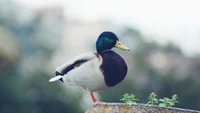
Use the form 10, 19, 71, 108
49, 52, 97, 82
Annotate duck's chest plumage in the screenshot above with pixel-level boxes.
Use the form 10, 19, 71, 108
100, 50, 128, 87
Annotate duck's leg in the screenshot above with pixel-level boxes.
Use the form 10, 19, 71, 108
90, 93, 105, 104
90, 93, 97, 103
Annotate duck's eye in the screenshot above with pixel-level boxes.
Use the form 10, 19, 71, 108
119, 43, 121, 45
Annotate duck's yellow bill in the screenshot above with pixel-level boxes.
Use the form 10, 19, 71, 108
115, 41, 130, 51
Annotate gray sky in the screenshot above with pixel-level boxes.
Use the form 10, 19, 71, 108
17, 0, 200, 56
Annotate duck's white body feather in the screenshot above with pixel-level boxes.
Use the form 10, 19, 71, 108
52, 52, 108, 92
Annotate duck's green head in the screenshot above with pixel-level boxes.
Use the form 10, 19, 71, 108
96, 31, 130, 53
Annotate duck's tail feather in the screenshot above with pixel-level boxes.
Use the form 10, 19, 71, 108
49, 76, 63, 82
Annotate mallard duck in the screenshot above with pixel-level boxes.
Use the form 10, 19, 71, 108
49, 31, 130, 103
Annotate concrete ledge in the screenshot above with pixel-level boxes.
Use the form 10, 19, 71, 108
85, 103, 200, 113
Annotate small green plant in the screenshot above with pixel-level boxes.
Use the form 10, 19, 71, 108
171, 94, 179, 106
159, 97, 171, 107
120, 93, 179, 107
147, 92, 158, 105
120, 93, 139, 103
159, 94, 179, 107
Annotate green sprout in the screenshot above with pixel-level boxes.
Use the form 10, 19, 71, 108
120, 93, 179, 107
120, 93, 139, 104
171, 94, 179, 106
147, 92, 158, 105
159, 94, 179, 107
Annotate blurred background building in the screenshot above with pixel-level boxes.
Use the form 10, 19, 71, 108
0, 0, 200, 113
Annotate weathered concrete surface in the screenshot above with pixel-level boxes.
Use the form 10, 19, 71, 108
85, 103, 200, 113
